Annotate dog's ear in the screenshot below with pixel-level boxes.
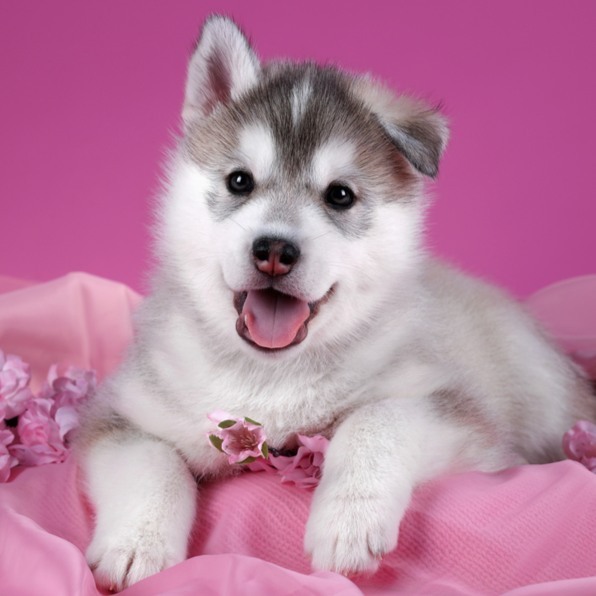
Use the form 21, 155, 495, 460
354, 77, 449, 178
378, 106, 449, 178
182, 15, 260, 126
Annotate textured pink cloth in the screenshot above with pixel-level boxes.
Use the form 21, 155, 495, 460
1, 273, 596, 595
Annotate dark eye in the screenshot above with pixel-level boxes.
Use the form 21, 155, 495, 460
227, 171, 255, 196
324, 184, 355, 210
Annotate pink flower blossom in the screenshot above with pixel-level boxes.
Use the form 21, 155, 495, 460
267, 434, 329, 489
246, 457, 278, 474
0, 353, 96, 480
0, 424, 18, 482
54, 405, 81, 441
207, 412, 330, 488
10, 398, 69, 466
40, 365, 96, 440
563, 420, 596, 472
40, 364, 96, 409
207, 411, 268, 464
0, 350, 33, 420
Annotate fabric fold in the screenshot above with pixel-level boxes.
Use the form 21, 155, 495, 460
1, 272, 596, 595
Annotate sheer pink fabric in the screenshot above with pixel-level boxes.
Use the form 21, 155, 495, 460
526, 275, 596, 378
1, 273, 596, 595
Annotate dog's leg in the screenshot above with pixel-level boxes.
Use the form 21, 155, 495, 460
83, 433, 197, 590
304, 395, 504, 575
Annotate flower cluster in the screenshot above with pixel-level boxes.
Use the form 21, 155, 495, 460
208, 411, 329, 489
563, 420, 596, 472
0, 350, 96, 482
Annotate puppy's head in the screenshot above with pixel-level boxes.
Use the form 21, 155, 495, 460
157, 16, 448, 358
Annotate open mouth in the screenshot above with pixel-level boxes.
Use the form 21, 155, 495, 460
234, 287, 333, 351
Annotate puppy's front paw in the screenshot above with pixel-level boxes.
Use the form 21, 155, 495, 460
87, 527, 184, 591
304, 493, 401, 575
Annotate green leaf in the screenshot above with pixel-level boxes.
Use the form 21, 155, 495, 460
261, 442, 269, 459
218, 419, 236, 429
237, 456, 257, 465
244, 417, 262, 426
208, 435, 224, 452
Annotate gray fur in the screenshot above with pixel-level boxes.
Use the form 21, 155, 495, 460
185, 61, 422, 237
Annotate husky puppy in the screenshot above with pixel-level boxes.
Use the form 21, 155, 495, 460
79, 15, 595, 590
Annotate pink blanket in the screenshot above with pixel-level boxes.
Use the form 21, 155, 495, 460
2, 273, 596, 595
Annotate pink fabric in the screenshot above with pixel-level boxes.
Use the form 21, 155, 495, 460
526, 275, 596, 378
1, 273, 596, 595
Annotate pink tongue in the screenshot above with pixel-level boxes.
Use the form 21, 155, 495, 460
242, 289, 310, 349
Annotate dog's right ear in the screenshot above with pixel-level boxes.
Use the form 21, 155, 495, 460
182, 15, 261, 126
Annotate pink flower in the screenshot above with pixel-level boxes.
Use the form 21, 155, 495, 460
54, 405, 81, 441
0, 354, 96, 478
267, 434, 329, 489
246, 457, 278, 473
0, 425, 18, 482
40, 364, 96, 409
10, 398, 68, 466
207, 411, 329, 488
208, 411, 268, 464
38, 365, 96, 442
0, 350, 33, 420
563, 420, 596, 472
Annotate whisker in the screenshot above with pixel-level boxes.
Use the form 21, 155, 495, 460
229, 217, 251, 233
306, 231, 333, 242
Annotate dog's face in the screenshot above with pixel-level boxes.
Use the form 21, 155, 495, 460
157, 16, 448, 358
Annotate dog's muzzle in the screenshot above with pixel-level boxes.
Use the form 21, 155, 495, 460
232, 235, 333, 351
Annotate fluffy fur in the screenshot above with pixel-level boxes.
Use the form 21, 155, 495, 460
78, 15, 595, 590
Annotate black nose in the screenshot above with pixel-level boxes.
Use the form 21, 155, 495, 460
252, 237, 300, 277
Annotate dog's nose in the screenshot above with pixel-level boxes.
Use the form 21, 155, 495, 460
252, 237, 300, 277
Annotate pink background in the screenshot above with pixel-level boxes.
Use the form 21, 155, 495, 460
1, 0, 594, 297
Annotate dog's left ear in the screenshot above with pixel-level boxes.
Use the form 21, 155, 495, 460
182, 15, 261, 126
354, 78, 449, 178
